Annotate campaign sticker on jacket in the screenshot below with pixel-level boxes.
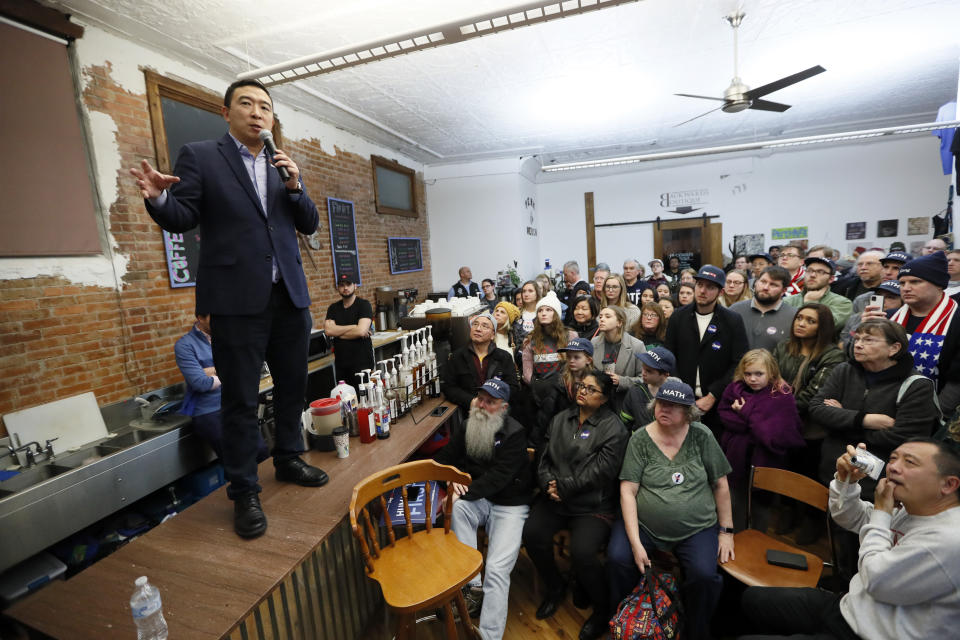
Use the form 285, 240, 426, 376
766, 326, 778, 335
578, 429, 591, 439
672, 472, 685, 485
494, 438, 502, 448
711, 341, 722, 351
707, 324, 718, 334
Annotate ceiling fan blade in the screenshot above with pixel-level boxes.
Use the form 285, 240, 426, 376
673, 106, 724, 128
674, 93, 727, 102
744, 65, 826, 99
748, 99, 791, 112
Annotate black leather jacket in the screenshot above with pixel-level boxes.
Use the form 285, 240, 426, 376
537, 405, 628, 515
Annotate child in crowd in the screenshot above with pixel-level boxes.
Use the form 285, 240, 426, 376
529, 337, 597, 449
618, 346, 675, 430
718, 349, 805, 529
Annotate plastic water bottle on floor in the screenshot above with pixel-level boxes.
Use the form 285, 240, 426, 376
130, 576, 168, 640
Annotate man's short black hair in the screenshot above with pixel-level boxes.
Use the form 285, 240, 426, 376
760, 265, 791, 288
482, 278, 495, 287
906, 437, 960, 481
224, 79, 271, 108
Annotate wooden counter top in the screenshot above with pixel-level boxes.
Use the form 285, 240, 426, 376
7, 396, 455, 639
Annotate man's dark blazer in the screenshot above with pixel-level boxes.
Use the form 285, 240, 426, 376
664, 302, 749, 400
145, 134, 320, 315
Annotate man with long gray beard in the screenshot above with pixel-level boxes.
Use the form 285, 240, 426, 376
434, 378, 532, 640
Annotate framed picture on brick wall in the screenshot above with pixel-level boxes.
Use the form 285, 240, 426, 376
372, 155, 417, 217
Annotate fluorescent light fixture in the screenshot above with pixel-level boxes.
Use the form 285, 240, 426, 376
236, 0, 641, 87
541, 120, 960, 172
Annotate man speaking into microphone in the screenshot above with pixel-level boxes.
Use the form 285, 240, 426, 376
130, 79, 327, 539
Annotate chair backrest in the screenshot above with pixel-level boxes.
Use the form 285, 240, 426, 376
749, 466, 828, 511
349, 460, 472, 574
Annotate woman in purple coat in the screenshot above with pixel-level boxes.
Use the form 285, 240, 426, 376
718, 349, 805, 528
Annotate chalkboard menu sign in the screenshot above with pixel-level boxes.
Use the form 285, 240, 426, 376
327, 197, 361, 284
388, 237, 423, 274
158, 96, 227, 288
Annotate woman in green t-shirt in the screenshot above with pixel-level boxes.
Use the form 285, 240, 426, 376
607, 379, 735, 640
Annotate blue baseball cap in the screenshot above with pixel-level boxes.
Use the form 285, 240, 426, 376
694, 265, 726, 288
559, 337, 594, 356
636, 347, 676, 373
479, 377, 510, 401
882, 251, 911, 265
747, 253, 773, 263
804, 256, 836, 274
877, 280, 901, 296
655, 379, 696, 406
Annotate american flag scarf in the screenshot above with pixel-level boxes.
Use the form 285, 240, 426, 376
890, 293, 958, 382
784, 265, 805, 297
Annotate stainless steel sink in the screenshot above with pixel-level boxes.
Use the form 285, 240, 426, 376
0, 393, 215, 574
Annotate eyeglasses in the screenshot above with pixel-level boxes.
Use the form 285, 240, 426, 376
575, 383, 603, 395
781, 252, 801, 259
641, 313, 660, 319
806, 268, 832, 276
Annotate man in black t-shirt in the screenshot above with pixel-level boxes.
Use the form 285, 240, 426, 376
324, 274, 375, 387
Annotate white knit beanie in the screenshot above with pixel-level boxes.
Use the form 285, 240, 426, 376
535, 291, 563, 318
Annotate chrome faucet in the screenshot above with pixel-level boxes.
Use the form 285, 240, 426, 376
14, 442, 43, 468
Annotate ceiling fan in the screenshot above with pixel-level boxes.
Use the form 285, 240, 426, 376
674, 11, 825, 127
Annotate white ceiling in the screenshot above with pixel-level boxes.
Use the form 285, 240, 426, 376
44, 0, 960, 166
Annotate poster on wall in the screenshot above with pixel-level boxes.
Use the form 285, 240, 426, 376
877, 219, 899, 238
771, 226, 808, 242
733, 234, 765, 258
845, 222, 866, 240
907, 217, 929, 235
327, 197, 361, 285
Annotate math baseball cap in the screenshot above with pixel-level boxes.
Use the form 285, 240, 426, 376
636, 347, 676, 374
478, 377, 510, 401
655, 379, 696, 406
558, 337, 595, 356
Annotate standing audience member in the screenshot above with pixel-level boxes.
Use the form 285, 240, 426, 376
602, 273, 641, 330
492, 301, 521, 356
779, 245, 806, 296
516, 280, 541, 345
784, 256, 853, 332
523, 371, 628, 640
647, 259, 669, 288
639, 287, 659, 307
717, 349, 805, 528
623, 259, 650, 306
619, 346, 676, 431
772, 303, 845, 540
435, 379, 531, 640
559, 261, 590, 324
719, 268, 752, 307
747, 252, 773, 285
655, 282, 672, 301
132, 78, 325, 538
608, 379, 734, 640
740, 439, 960, 640
836, 250, 885, 301
663, 255, 682, 289
324, 274, 375, 391
730, 266, 797, 351
659, 297, 676, 319
734, 255, 749, 271
591, 263, 611, 305
665, 266, 750, 439
946, 249, 960, 296
441, 312, 519, 413
480, 278, 498, 311
865, 252, 960, 415
809, 319, 940, 500
521, 292, 575, 386
676, 283, 696, 307
632, 302, 667, 348
680, 268, 698, 287
922, 237, 948, 255
567, 296, 600, 339
840, 250, 909, 344
768, 245, 782, 263
449, 266, 479, 299
592, 305, 645, 409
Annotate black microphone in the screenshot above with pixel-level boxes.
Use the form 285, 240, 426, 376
258, 129, 290, 182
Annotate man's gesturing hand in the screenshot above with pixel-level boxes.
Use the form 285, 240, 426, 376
130, 159, 180, 199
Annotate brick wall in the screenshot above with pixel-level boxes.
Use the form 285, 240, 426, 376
0, 64, 431, 435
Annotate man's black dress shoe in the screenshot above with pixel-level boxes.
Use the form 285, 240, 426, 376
535, 587, 565, 620
579, 612, 609, 640
234, 492, 267, 538
275, 457, 329, 487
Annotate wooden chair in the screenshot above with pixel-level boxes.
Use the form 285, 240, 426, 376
720, 466, 835, 588
349, 460, 482, 640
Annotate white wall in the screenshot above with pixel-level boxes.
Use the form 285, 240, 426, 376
537, 135, 951, 273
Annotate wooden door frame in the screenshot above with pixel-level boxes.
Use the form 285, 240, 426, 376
653, 218, 724, 268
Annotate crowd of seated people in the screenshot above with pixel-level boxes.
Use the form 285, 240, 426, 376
437, 242, 960, 640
